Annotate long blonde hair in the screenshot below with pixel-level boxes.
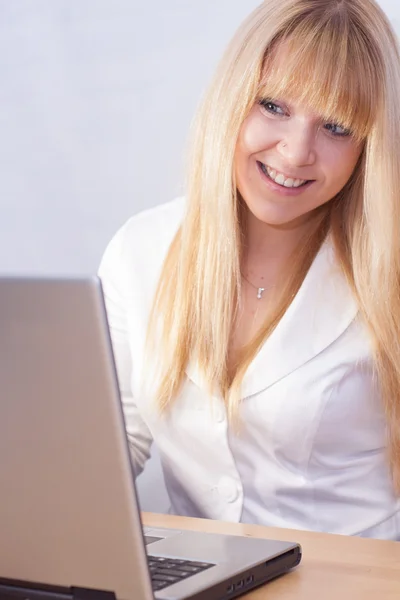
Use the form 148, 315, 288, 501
146, 0, 400, 489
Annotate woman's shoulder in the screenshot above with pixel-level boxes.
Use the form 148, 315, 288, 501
120, 196, 185, 248
98, 197, 185, 295
102, 197, 185, 265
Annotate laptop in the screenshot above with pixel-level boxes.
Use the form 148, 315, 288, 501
0, 276, 301, 600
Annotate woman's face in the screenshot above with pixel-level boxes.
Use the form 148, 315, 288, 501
234, 95, 363, 229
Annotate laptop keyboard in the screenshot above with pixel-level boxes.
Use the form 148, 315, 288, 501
148, 555, 215, 591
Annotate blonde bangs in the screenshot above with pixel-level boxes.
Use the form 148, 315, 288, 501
258, 13, 383, 142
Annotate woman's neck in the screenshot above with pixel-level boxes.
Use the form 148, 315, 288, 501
242, 207, 324, 268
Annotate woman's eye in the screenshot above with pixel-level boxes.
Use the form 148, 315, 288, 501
324, 122, 352, 137
258, 99, 286, 116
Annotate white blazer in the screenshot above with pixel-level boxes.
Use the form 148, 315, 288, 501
98, 198, 400, 540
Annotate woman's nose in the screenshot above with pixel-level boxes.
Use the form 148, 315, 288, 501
277, 123, 316, 167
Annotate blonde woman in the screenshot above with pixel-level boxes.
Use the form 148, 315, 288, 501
99, 0, 400, 540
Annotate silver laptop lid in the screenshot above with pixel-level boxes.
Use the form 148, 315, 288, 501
0, 276, 153, 600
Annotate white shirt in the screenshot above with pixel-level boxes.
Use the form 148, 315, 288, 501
98, 198, 400, 540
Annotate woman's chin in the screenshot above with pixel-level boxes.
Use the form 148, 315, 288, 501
245, 199, 302, 228
242, 195, 323, 231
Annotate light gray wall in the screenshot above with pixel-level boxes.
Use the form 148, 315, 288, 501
1, 0, 399, 512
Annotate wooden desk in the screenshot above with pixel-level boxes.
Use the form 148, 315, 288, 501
143, 513, 400, 599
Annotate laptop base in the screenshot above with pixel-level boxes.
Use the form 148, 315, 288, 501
0, 579, 116, 600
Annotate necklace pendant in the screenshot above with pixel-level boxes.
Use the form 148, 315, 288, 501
257, 287, 265, 299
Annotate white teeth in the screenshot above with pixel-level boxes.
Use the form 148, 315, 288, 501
265, 164, 307, 188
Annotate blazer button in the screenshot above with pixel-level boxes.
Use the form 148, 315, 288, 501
217, 477, 240, 503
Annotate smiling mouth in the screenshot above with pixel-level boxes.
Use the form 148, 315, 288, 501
258, 161, 313, 188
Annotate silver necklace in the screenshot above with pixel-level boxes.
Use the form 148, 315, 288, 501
242, 274, 275, 299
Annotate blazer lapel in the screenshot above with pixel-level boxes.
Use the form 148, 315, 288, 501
186, 239, 359, 400
241, 239, 359, 399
